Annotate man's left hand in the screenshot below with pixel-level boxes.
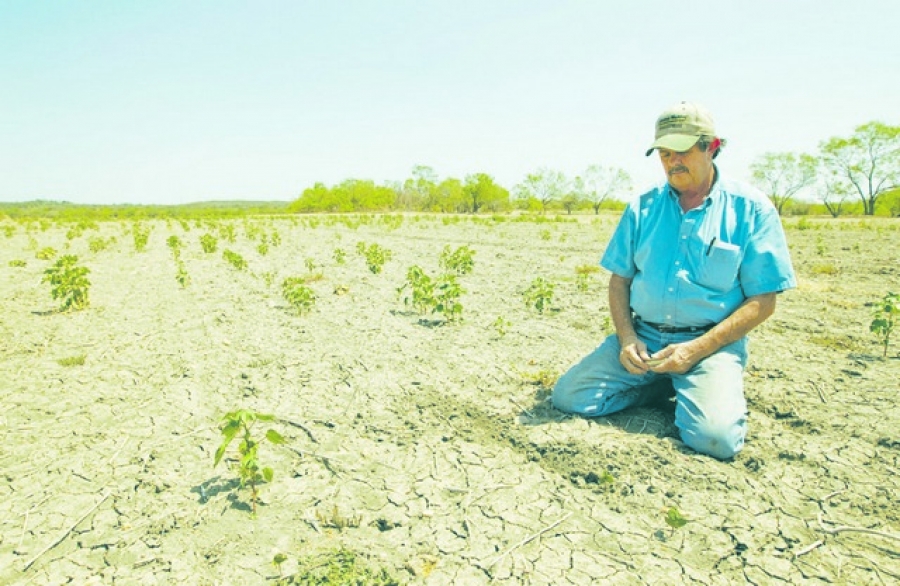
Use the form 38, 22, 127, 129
645, 342, 701, 374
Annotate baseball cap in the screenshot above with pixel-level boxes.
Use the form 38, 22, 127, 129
645, 101, 716, 156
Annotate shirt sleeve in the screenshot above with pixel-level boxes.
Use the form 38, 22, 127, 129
739, 204, 797, 297
600, 205, 638, 278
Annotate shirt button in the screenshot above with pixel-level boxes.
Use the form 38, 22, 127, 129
668, 287, 674, 292
665, 315, 672, 320
681, 235, 687, 239
675, 261, 681, 266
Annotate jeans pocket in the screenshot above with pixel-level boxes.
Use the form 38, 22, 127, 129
697, 241, 741, 292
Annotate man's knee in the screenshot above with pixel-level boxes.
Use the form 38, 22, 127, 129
680, 417, 746, 460
550, 372, 585, 414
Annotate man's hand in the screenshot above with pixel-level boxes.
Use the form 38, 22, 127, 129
645, 342, 701, 374
619, 338, 653, 374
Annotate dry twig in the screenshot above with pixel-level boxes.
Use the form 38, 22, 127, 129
488, 512, 573, 568
23, 491, 112, 571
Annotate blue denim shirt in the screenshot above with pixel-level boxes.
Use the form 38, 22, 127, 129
601, 172, 796, 327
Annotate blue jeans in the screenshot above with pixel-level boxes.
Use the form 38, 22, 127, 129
551, 321, 749, 460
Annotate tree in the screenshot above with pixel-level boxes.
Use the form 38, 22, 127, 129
750, 152, 817, 215
818, 173, 853, 218
462, 173, 509, 213
398, 165, 438, 210
576, 165, 632, 214
515, 169, 568, 213
820, 122, 900, 216
427, 178, 465, 212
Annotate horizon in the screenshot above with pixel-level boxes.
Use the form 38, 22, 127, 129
2, 1, 898, 205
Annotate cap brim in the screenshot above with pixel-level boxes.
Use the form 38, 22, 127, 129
645, 134, 701, 157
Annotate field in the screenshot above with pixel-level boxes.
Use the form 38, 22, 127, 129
1, 213, 899, 585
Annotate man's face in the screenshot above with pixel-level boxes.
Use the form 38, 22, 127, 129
657, 143, 715, 194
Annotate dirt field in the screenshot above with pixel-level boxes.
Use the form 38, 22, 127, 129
1, 213, 898, 585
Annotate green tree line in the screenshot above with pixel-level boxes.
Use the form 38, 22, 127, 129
751, 121, 900, 217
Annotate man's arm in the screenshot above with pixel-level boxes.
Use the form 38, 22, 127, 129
609, 273, 654, 374
650, 292, 777, 374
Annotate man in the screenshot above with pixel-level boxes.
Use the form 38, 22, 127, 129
551, 101, 796, 460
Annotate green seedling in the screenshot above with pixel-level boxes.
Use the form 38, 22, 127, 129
664, 506, 690, 533
870, 291, 899, 357
8, 259, 26, 268
282, 278, 316, 315
362, 243, 392, 274
36, 247, 57, 261
333, 247, 347, 265
492, 316, 512, 337
57, 353, 86, 367
200, 233, 218, 253
214, 409, 285, 515
273, 553, 288, 578
304, 258, 317, 272
132, 223, 151, 252
88, 236, 113, 253
175, 261, 190, 288
257, 242, 269, 256
223, 249, 247, 271
397, 266, 464, 321
523, 277, 555, 313
439, 245, 476, 275
166, 235, 183, 260
575, 264, 600, 292
42, 255, 91, 311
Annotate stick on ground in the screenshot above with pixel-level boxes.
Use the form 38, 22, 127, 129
23, 491, 112, 572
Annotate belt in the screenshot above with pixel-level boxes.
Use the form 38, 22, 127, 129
635, 317, 714, 334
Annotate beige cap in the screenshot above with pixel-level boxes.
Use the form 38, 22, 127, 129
645, 101, 717, 156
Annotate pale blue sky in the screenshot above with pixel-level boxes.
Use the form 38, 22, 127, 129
1, 1, 897, 205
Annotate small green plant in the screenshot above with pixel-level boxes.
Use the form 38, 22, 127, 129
304, 258, 317, 273
214, 409, 286, 515
88, 236, 113, 253
492, 316, 512, 337
439, 245, 476, 275
223, 249, 247, 271
397, 266, 464, 321
42, 255, 91, 311
166, 235, 183, 260
275, 548, 399, 586
333, 247, 347, 265
57, 353, 86, 367
362, 243, 392, 274
132, 223, 151, 252
870, 291, 899, 357
539, 229, 552, 241
8, 259, 26, 268
523, 277, 555, 313
36, 247, 57, 261
200, 233, 218, 253
664, 506, 690, 535
273, 553, 288, 579
175, 261, 190, 288
282, 278, 316, 315
256, 241, 269, 256
575, 264, 600, 292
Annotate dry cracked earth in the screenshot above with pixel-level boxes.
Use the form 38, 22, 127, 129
1, 214, 898, 585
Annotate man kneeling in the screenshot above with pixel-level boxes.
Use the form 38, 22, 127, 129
552, 102, 796, 460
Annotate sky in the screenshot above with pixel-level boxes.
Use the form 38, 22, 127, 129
1, 1, 898, 205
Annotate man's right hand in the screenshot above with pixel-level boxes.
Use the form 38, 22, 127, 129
619, 338, 652, 374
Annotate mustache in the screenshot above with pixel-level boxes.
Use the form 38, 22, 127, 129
669, 166, 688, 174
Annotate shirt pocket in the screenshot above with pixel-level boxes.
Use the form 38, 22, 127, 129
696, 240, 742, 292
